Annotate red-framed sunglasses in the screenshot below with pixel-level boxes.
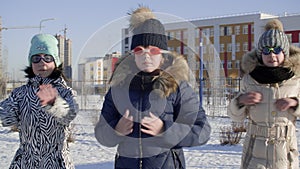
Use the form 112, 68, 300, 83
132, 46, 169, 56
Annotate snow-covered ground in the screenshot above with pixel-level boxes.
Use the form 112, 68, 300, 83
1, 109, 299, 169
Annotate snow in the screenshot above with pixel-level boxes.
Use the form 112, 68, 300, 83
1, 109, 299, 169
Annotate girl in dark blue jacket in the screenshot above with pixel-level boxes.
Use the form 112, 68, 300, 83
94, 6, 211, 169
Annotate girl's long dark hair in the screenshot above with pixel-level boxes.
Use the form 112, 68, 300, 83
23, 64, 69, 81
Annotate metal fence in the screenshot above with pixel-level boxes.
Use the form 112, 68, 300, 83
0, 78, 241, 117
72, 78, 242, 117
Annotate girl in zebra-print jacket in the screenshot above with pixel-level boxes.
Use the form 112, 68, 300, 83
0, 34, 79, 169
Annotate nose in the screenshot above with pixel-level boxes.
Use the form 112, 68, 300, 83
144, 52, 151, 58
270, 53, 277, 60
37, 58, 48, 64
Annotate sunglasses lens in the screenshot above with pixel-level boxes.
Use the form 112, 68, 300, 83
133, 47, 144, 55
273, 47, 282, 54
149, 47, 161, 55
43, 55, 54, 63
262, 47, 271, 55
31, 55, 42, 63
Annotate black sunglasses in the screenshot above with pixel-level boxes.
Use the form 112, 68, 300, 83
262, 46, 282, 55
31, 54, 54, 63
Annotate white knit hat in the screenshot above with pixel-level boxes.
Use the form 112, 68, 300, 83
256, 19, 290, 58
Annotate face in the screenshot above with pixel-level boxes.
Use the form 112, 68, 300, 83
31, 54, 56, 78
133, 46, 167, 73
261, 46, 285, 67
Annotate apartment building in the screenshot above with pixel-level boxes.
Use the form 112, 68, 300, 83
77, 52, 121, 94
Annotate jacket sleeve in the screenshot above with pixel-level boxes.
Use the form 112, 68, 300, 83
94, 88, 125, 147
287, 79, 300, 117
44, 88, 79, 126
227, 77, 248, 122
159, 82, 211, 148
0, 92, 19, 127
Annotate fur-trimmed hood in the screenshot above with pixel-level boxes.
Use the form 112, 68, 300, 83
242, 45, 300, 76
110, 52, 190, 97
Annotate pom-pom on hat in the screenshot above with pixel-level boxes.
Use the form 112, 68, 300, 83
129, 7, 167, 50
256, 19, 290, 59
28, 34, 61, 67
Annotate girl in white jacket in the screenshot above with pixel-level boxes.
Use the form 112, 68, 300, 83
228, 19, 300, 169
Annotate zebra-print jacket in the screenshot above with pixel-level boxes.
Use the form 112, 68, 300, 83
0, 76, 79, 169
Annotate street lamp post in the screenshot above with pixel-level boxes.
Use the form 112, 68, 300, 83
39, 18, 55, 33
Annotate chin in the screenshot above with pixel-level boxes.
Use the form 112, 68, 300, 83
142, 68, 155, 72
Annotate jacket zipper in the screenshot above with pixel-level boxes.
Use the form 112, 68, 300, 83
139, 75, 145, 169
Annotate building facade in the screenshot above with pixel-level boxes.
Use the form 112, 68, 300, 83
77, 52, 121, 95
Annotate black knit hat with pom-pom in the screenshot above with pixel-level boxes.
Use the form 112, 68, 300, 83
129, 7, 167, 50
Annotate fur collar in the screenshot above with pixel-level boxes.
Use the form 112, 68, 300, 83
110, 52, 189, 97
242, 45, 300, 76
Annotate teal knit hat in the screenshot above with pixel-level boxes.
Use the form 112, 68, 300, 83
28, 34, 61, 66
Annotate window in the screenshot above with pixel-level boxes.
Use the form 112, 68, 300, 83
203, 28, 210, 37
235, 26, 240, 35
227, 43, 232, 52
183, 30, 187, 40
227, 61, 232, 69
196, 28, 200, 38
227, 26, 232, 36
243, 42, 248, 51
167, 32, 174, 40
210, 28, 214, 37
176, 31, 181, 40
236, 43, 240, 52
243, 25, 248, 34
220, 27, 225, 36
235, 60, 240, 69
220, 44, 225, 53
227, 78, 233, 85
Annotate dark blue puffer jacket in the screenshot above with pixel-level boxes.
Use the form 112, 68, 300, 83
95, 53, 211, 169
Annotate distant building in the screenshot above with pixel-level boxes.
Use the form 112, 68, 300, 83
55, 34, 72, 84
77, 52, 121, 94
